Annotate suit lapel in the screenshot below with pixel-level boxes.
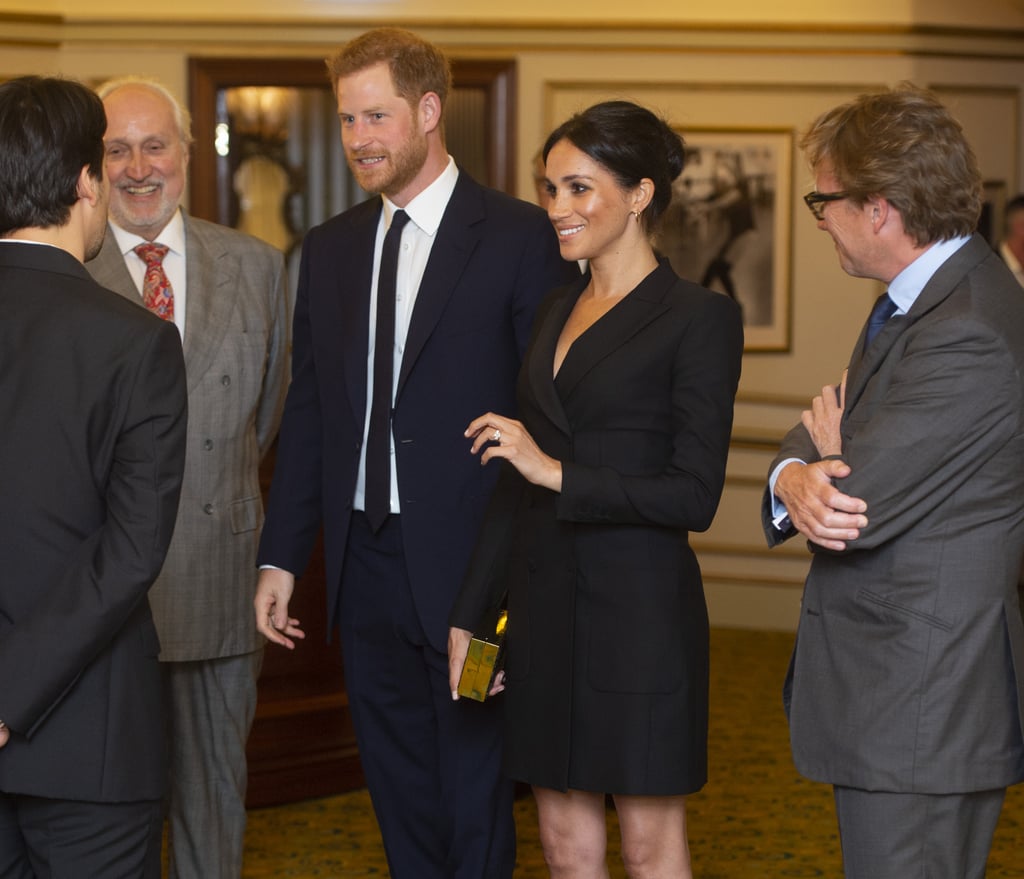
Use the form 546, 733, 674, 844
88, 229, 140, 304
527, 282, 585, 436
844, 234, 991, 412
336, 201, 381, 427
396, 174, 483, 401
553, 261, 673, 401
181, 216, 239, 393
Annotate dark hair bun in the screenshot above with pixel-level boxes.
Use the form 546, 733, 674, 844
543, 100, 685, 228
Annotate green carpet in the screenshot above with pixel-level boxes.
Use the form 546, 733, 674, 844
240, 628, 1024, 877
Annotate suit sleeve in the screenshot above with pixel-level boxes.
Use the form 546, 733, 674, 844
449, 462, 526, 631
558, 293, 743, 530
0, 322, 187, 735
759, 423, 818, 547
254, 247, 291, 458
256, 232, 325, 574
823, 313, 1023, 552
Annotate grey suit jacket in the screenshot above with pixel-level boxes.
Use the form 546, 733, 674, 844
763, 235, 1024, 794
88, 214, 290, 661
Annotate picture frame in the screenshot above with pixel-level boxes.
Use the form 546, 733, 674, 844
654, 128, 793, 351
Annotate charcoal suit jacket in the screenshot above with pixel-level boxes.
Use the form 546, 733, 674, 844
763, 234, 1024, 794
0, 241, 187, 801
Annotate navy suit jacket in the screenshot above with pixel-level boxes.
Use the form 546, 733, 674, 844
258, 170, 576, 649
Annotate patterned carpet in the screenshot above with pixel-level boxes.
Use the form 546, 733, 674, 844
240, 627, 1024, 877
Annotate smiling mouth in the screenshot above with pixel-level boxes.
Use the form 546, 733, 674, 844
353, 155, 386, 167
556, 225, 584, 238
121, 184, 160, 196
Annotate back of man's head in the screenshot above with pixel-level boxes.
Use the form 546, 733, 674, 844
0, 76, 106, 236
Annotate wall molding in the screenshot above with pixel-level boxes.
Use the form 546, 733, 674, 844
5, 14, 1024, 60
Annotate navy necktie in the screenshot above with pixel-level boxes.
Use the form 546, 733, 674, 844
365, 209, 410, 533
864, 292, 898, 350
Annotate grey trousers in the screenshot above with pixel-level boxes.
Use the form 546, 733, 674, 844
833, 784, 1006, 879
163, 649, 263, 879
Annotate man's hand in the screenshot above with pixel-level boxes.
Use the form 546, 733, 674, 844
0, 721, 8, 749
775, 459, 868, 550
802, 370, 846, 458
255, 567, 305, 649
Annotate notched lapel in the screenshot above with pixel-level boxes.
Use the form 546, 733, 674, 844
396, 176, 484, 399
88, 229, 139, 304
554, 266, 673, 401
181, 223, 240, 393
335, 207, 379, 426
844, 235, 988, 412
529, 285, 582, 437
844, 313, 907, 412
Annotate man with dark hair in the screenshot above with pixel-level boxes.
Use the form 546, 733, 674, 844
764, 83, 1024, 877
87, 76, 290, 879
1001, 194, 1024, 287
0, 75, 187, 877
254, 26, 576, 879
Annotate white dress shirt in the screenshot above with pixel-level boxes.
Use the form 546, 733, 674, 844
109, 209, 188, 340
353, 157, 460, 516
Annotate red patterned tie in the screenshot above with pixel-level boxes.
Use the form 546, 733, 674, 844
134, 242, 175, 321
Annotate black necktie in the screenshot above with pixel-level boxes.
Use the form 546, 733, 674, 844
864, 292, 898, 351
365, 209, 410, 533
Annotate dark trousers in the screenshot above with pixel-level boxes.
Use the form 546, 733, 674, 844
0, 792, 162, 879
338, 512, 515, 879
833, 785, 1006, 879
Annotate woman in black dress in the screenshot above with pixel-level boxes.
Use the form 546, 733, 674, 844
449, 101, 743, 878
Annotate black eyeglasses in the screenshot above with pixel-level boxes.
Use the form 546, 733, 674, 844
803, 190, 851, 221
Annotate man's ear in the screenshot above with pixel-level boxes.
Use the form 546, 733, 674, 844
867, 196, 891, 231
419, 91, 442, 135
76, 166, 102, 207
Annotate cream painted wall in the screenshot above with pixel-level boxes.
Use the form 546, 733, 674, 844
5, 0, 1024, 28
3, 10, 1023, 630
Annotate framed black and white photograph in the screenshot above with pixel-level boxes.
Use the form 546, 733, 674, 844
654, 128, 793, 351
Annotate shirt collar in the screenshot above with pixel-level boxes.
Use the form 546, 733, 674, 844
886, 235, 970, 315
381, 156, 458, 235
110, 208, 186, 258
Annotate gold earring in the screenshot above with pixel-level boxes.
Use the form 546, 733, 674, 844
632, 210, 642, 223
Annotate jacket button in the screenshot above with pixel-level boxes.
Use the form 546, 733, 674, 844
203, 503, 214, 515
221, 375, 231, 387
203, 439, 214, 450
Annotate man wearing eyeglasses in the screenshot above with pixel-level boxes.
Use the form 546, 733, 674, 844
763, 84, 1024, 879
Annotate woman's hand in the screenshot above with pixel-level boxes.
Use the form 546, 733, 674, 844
448, 626, 473, 700
448, 626, 506, 700
465, 413, 562, 492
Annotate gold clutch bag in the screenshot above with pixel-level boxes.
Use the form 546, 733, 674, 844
456, 608, 507, 702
